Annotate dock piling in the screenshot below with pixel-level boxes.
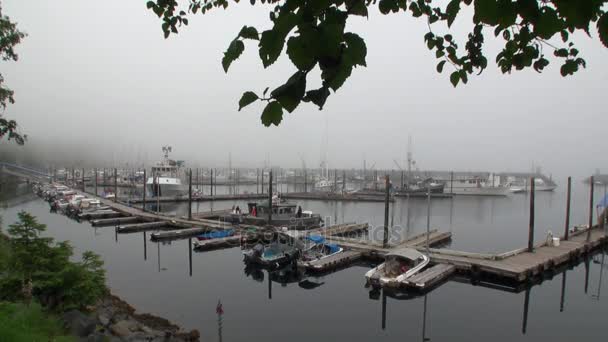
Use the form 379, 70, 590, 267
528, 177, 535, 252
587, 175, 594, 242
94, 168, 98, 196
382, 175, 390, 248
82, 168, 85, 192
188, 169, 193, 221
142, 168, 146, 212
268, 170, 273, 224
114, 168, 118, 203
564, 176, 571, 240
426, 184, 431, 253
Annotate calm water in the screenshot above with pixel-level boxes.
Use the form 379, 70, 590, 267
1, 178, 607, 341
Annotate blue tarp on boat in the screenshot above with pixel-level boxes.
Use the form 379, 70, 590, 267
197, 229, 234, 240
326, 243, 340, 254
306, 235, 325, 244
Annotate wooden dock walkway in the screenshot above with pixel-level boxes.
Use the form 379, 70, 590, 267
403, 264, 456, 289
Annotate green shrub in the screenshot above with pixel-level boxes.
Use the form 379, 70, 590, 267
0, 301, 75, 342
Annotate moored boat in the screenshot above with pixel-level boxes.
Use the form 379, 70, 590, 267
365, 248, 430, 288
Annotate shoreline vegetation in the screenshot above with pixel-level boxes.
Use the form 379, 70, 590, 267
0, 210, 199, 341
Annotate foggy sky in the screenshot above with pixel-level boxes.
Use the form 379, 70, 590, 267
1, 1, 607, 178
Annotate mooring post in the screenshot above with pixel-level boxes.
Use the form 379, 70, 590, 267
334, 169, 338, 193
210, 168, 214, 197
142, 168, 146, 212
268, 170, 273, 225
450, 171, 454, 194
528, 177, 535, 252
143, 231, 147, 260
304, 169, 307, 193
188, 238, 193, 277
426, 183, 431, 254
522, 287, 530, 334
559, 271, 567, 312
188, 168, 193, 220
94, 168, 98, 196
82, 168, 85, 192
587, 175, 594, 242
564, 176, 571, 240
342, 170, 346, 192
383, 175, 390, 248
114, 168, 118, 203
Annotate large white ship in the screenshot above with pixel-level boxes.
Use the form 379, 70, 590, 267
447, 174, 508, 196
146, 146, 186, 197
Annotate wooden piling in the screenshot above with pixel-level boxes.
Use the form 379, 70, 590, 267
94, 168, 98, 196
564, 176, 571, 240
587, 175, 594, 242
383, 175, 390, 248
528, 177, 535, 252
426, 184, 431, 253
188, 169, 193, 220
304, 169, 307, 193
342, 170, 346, 192
82, 168, 85, 192
114, 168, 118, 203
142, 168, 146, 212
143, 231, 147, 260
188, 238, 193, 277
210, 168, 214, 196
268, 170, 273, 224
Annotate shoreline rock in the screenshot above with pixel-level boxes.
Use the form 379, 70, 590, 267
64, 292, 200, 342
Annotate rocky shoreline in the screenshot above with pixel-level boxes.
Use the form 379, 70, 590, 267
63, 292, 200, 342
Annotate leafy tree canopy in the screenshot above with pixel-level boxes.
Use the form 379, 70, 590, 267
146, 0, 608, 126
0, 3, 26, 144
1, 211, 106, 310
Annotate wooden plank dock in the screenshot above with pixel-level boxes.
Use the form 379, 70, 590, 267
116, 221, 173, 233
403, 264, 456, 289
91, 216, 143, 227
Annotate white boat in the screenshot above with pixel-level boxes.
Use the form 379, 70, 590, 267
533, 177, 557, 191
365, 248, 430, 288
448, 175, 508, 196
145, 146, 186, 197
314, 179, 334, 191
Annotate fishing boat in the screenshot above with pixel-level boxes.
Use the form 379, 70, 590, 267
365, 248, 430, 288
299, 235, 343, 263
243, 232, 304, 268
225, 196, 322, 230
395, 178, 445, 196
145, 146, 187, 197
447, 175, 508, 196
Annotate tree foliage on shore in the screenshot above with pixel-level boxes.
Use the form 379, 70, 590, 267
0, 3, 26, 144
146, 0, 608, 126
0, 212, 106, 311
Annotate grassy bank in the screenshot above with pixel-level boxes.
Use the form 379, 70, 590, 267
0, 301, 75, 342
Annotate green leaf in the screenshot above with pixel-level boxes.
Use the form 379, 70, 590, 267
534, 7, 563, 39
446, 0, 461, 27
436, 60, 446, 73
222, 39, 245, 72
146, 1, 155, 9
450, 71, 460, 87
598, 12, 608, 49
238, 91, 259, 111
321, 61, 353, 91
303, 87, 331, 109
345, 0, 368, 17
261, 101, 283, 126
259, 13, 299, 67
379, 0, 399, 15
239, 26, 259, 40
496, 0, 516, 27
286, 28, 319, 71
270, 72, 307, 113
473, 0, 498, 26
343, 33, 367, 67
554, 48, 568, 57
